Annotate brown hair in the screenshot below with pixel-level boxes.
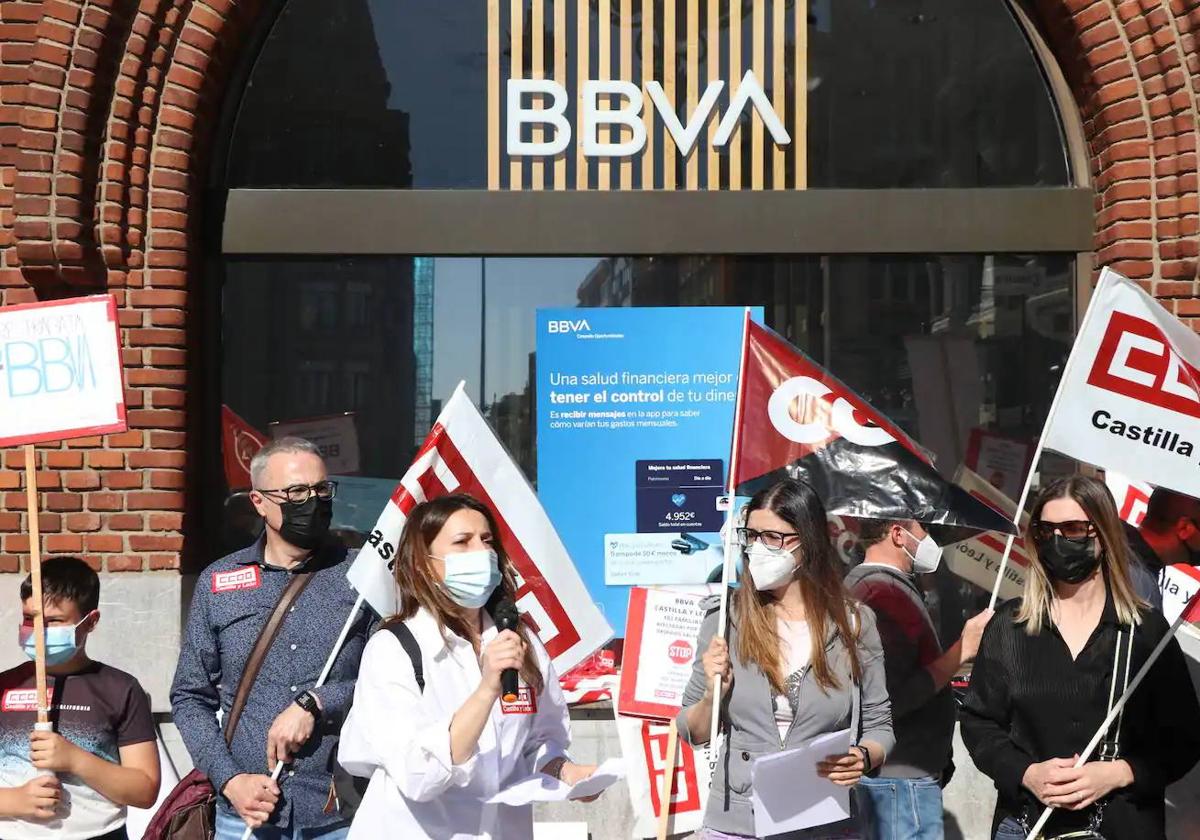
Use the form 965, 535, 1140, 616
385, 494, 544, 693
1017, 475, 1145, 635
735, 479, 862, 694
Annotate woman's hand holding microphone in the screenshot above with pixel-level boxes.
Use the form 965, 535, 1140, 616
478, 630, 527, 698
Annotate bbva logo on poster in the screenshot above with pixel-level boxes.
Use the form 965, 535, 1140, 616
507, 70, 790, 158
547, 319, 592, 334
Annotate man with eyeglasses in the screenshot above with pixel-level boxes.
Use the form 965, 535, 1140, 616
171, 437, 371, 840
844, 518, 993, 840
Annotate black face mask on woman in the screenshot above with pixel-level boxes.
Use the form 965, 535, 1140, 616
1039, 534, 1101, 584
279, 496, 333, 550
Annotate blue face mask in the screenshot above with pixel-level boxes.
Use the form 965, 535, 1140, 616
436, 549, 501, 609
18, 615, 90, 666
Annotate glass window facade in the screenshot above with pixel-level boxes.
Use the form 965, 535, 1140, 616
225, 0, 1068, 189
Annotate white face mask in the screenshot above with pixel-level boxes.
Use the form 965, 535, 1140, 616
901, 527, 943, 574
746, 542, 798, 590
435, 549, 501, 609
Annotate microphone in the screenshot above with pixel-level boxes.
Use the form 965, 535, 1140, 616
493, 598, 522, 703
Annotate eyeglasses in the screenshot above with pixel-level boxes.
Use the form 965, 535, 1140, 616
1030, 519, 1096, 543
735, 527, 801, 551
258, 480, 339, 505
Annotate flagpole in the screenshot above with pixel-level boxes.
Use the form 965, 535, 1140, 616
989, 271, 1114, 609
1025, 598, 1197, 839
710, 309, 752, 752
239, 596, 365, 840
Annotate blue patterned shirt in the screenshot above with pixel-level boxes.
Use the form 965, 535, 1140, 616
170, 538, 371, 830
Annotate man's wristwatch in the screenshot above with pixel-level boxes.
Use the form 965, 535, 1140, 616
294, 690, 322, 721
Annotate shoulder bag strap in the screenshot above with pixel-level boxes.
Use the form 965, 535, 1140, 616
1097, 625, 1135, 761
223, 570, 316, 746
385, 622, 425, 693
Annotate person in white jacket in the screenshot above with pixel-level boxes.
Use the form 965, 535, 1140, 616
338, 494, 599, 839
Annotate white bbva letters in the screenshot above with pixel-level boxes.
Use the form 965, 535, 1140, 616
507, 79, 571, 156
506, 70, 789, 158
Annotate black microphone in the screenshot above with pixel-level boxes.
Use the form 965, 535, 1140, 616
493, 598, 521, 703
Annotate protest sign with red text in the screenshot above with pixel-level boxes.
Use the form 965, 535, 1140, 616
615, 709, 712, 837
618, 587, 714, 720
945, 466, 1030, 602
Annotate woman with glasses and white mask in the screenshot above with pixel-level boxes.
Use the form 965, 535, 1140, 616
677, 478, 894, 839
961, 475, 1200, 840
338, 494, 602, 839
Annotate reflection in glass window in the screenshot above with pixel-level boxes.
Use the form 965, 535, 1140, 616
225, 0, 1067, 189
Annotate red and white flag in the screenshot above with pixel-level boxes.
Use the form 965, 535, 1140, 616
1042, 268, 1200, 497
1104, 471, 1155, 528
347, 383, 612, 673
221, 405, 267, 490
730, 319, 1015, 538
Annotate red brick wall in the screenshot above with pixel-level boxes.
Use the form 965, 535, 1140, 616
1031, 0, 1200, 307
0, 0, 265, 573
1, 0, 1199, 574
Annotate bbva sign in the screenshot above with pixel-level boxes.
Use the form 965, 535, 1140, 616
507, 69, 790, 158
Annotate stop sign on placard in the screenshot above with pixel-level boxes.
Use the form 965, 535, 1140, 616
668, 639, 693, 665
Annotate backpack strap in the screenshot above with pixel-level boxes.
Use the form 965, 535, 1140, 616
386, 622, 425, 693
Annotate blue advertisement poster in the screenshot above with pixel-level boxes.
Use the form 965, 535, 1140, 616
536, 307, 760, 630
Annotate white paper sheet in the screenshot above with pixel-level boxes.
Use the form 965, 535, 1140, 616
486, 757, 626, 805
750, 728, 853, 836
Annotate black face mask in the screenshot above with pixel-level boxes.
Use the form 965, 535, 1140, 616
1039, 534, 1101, 584
278, 496, 333, 550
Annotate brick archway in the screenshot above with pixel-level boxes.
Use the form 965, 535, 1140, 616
1, 0, 1200, 571
0, 0, 274, 572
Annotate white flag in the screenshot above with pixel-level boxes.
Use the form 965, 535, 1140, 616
1042, 268, 1200, 497
347, 383, 613, 673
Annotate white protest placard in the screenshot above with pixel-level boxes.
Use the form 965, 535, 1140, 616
1161, 563, 1200, 643
945, 466, 1030, 602
615, 709, 712, 838
618, 586, 714, 720
0, 295, 126, 446
270, 412, 360, 474
1042, 269, 1200, 499
965, 427, 1034, 504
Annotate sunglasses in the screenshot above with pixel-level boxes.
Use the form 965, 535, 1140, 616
1030, 519, 1097, 543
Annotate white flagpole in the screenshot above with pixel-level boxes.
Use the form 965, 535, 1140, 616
240, 595, 366, 840
1025, 599, 1197, 839
709, 309, 752, 752
989, 271, 1114, 609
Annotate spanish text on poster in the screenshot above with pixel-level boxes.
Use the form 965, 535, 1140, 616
0, 295, 126, 446
536, 307, 760, 629
619, 587, 713, 720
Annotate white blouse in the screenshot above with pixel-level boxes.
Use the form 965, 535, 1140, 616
339, 608, 572, 840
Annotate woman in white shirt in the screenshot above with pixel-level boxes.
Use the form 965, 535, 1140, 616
339, 494, 598, 839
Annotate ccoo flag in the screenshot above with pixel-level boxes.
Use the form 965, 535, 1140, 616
346, 383, 612, 673
730, 320, 1016, 539
221, 405, 267, 491
1041, 268, 1200, 499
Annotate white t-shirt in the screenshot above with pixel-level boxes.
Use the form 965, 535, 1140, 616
773, 617, 812, 739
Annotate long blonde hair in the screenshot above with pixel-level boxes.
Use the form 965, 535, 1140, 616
1017, 475, 1145, 635
734, 479, 862, 694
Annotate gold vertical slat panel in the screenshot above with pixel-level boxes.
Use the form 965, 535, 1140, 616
510, 0, 525, 190
707, 0, 719, 189
752, 0, 764, 190
772, 0, 784, 189
554, 0, 567, 189
686, 0, 699, 190
641, 0, 654, 189
663, 0, 676, 189
598, 0, 611, 190
576, 0, 589, 189
532, 0, 545, 190
488, 0, 500, 190
795, 0, 807, 190
620, 0, 633, 190
729, 0, 741, 189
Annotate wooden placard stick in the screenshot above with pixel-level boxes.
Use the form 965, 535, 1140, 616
22, 444, 48, 725
655, 720, 680, 840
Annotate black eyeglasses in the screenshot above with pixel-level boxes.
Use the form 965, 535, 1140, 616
736, 527, 801, 551
1030, 519, 1096, 543
258, 480, 338, 505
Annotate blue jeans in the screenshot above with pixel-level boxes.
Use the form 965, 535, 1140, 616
857, 775, 943, 840
993, 816, 1027, 840
214, 805, 351, 840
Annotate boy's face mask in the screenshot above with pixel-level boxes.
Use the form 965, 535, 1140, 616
18, 612, 95, 666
